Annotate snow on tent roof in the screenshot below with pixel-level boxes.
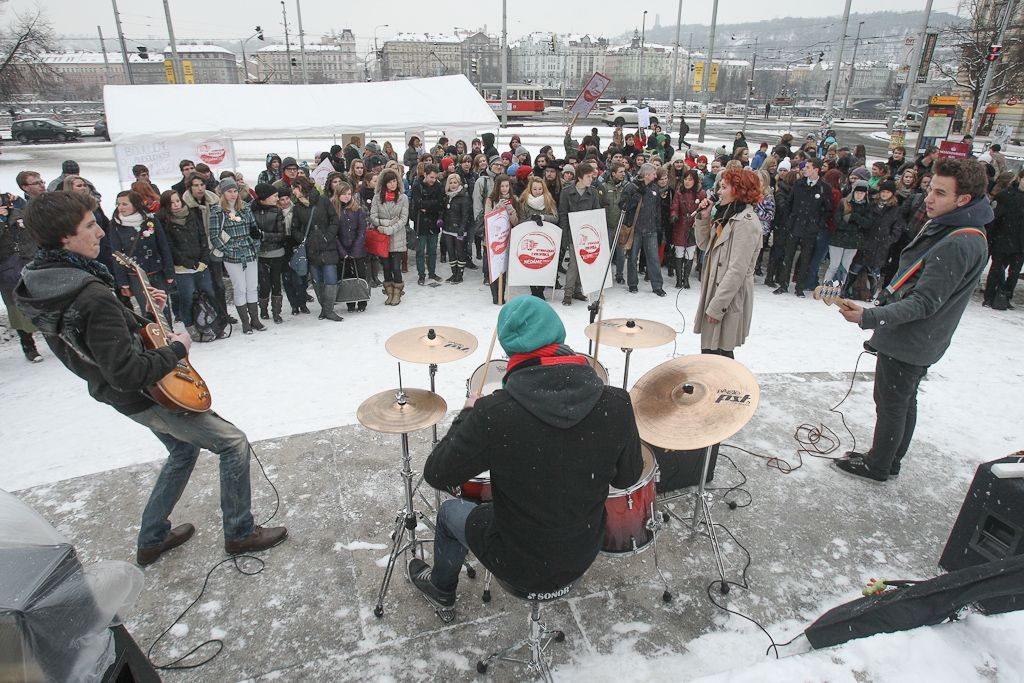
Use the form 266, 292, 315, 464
102, 75, 498, 145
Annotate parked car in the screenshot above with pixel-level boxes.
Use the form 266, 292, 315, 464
11, 118, 82, 144
886, 111, 923, 132
94, 117, 109, 140
601, 104, 659, 127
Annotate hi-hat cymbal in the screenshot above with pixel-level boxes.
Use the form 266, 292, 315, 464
585, 318, 676, 349
357, 388, 448, 434
385, 326, 478, 364
629, 355, 759, 450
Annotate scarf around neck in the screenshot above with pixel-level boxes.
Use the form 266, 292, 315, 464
526, 194, 547, 211
32, 248, 115, 287
505, 343, 586, 381
168, 204, 190, 225
117, 211, 144, 229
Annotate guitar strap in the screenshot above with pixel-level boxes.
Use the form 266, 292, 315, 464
885, 227, 985, 295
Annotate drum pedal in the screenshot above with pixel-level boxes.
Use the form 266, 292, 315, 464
435, 606, 456, 623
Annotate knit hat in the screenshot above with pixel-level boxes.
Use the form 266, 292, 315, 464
879, 179, 898, 194
515, 145, 529, 158
365, 142, 380, 153
330, 144, 342, 156
497, 296, 566, 355
282, 156, 299, 169
561, 164, 576, 178
515, 165, 532, 181
697, 155, 708, 164
254, 182, 278, 201
488, 155, 503, 167
852, 180, 869, 192
62, 159, 80, 174
501, 151, 514, 161
849, 166, 871, 181
440, 157, 455, 172
217, 177, 238, 194
671, 150, 688, 164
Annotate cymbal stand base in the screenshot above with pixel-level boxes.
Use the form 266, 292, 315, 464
621, 347, 633, 390
647, 502, 672, 603
374, 432, 423, 618
691, 444, 730, 594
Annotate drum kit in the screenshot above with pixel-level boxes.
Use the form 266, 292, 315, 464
358, 318, 761, 617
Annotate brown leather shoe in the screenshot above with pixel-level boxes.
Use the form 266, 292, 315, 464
224, 525, 288, 554
137, 523, 196, 566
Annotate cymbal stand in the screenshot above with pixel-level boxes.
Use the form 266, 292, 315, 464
621, 347, 634, 390
690, 443, 730, 594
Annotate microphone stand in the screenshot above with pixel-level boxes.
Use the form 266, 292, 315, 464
588, 210, 626, 357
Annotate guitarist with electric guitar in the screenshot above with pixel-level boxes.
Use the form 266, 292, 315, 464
16, 192, 287, 565
827, 158, 990, 484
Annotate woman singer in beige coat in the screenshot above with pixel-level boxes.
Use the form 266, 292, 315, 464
693, 168, 764, 357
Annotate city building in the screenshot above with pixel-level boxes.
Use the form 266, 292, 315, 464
255, 31, 359, 84
381, 33, 461, 80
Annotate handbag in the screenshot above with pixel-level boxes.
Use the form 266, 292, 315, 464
335, 256, 371, 304
618, 190, 644, 251
288, 208, 315, 277
406, 225, 419, 252
365, 228, 390, 257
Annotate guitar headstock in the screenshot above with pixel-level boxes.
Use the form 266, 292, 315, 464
112, 250, 142, 272
813, 283, 847, 308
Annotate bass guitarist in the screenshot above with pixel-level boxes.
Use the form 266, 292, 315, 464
15, 191, 287, 565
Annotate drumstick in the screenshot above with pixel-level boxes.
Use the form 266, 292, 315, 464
592, 291, 605, 365
474, 272, 505, 397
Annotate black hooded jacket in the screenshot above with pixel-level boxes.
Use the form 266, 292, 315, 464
15, 259, 185, 415
424, 361, 643, 593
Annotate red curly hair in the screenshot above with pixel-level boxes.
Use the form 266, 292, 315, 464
720, 168, 764, 204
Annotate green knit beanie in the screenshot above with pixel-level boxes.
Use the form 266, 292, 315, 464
497, 295, 566, 355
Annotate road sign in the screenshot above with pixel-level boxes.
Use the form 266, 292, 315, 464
182, 60, 195, 85
709, 63, 719, 93
917, 33, 938, 84
692, 63, 704, 92
163, 60, 176, 84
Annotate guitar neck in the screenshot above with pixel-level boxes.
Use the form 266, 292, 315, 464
132, 264, 169, 338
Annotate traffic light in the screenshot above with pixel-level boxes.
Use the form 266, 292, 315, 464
986, 44, 1002, 62
291, 57, 298, 67
255, 26, 264, 41
550, 35, 557, 53
689, 63, 695, 71
818, 51, 825, 63
470, 59, 478, 75
136, 45, 149, 60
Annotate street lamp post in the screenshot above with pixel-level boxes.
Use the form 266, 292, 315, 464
697, 0, 720, 143
741, 37, 758, 135
841, 21, 865, 120
667, 0, 683, 126
637, 11, 648, 106
240, 27, 264, 83
280, 1, 293, 84
374, 24, 389, 81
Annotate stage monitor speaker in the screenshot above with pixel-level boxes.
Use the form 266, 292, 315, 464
939, 455, 1024, 614
649, 443, 718, 493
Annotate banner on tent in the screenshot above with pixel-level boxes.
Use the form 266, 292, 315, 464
113, 138, 237, 186
567, 209, 610, 295
507, 221, 562, 288
484, 207, 513, 278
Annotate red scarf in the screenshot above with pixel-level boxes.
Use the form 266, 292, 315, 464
505, 343, 587, 375
385, 190, 397, 202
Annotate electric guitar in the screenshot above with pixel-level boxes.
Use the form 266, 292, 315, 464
812, 283, 857, 312
113, 251, 212, 413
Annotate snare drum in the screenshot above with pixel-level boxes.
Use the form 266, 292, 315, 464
459, 471, 492, 503
579, 353, 609, 385
602, 444, 659, 555
466, 360, 509, 397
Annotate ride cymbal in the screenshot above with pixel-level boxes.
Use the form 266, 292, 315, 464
584, 318, 676, 349
385, 326, 478, 364
357, 388, 448, 434
629, 355, 759, 450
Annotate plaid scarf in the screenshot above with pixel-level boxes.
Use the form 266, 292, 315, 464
505, 343, 587, 380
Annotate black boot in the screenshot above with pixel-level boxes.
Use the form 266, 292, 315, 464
236, 305, 253, 334
667, 256, 676, 278
682, 259, 692, 289
271, 295, 284, 324
258, 298, 270, 320
247, 303, 267, 331
674, 257, 684, 289
18, 330, 42, 363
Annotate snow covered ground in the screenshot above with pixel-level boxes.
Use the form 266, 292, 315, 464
2, 133, 1023, 681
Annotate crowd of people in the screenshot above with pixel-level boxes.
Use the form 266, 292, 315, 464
3, 124, 1021, 363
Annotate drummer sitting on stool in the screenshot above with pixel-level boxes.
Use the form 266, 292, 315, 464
410, 295, 644, 617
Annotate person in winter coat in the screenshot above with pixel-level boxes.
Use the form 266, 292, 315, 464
598, 161, 629, 284
800, 168, 845, 292
984, 170, 1024, 307
677, 116, 691, 150
0, 192, 43, 361
441, 173, 474, 288
404, 136, 422, 173
846, 180, 904, 300
410, 295, 643, 616
272, 157, 300, 195
109, 190, 175, 326
370, 169, 409, 306
411, 164, 444, 286
258, 154, 283, 186
483, 174, 519, 303
472, 156, 505, 275
519, 176, 558, 300
692, 168, 764, 357
332, 181, 368, 313
155, 190, 218, 337
824, 180, 872, 286
619, 164, 666, 297
249, 183, 289, 324
669, 170, 706, 289
774, 158, 833, 297
290, 176, 342, 321
732, 132, 748, 153
209, 178, 264, 332
763, 170, 796, 288
834, 158, 991, 482
750, 169, 775, 279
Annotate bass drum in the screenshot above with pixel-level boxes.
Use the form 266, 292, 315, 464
602, 444, 659, 555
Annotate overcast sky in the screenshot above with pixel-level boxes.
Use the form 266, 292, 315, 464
6, 0, 949, 51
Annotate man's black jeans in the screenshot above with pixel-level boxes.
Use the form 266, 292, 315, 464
866, 352, 929, 475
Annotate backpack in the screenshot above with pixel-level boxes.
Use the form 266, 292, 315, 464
190, 290, 230, 342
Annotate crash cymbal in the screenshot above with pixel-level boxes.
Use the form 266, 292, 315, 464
385, 326, 478, 364
357, 388, 448, 434
584, 318, 676, 349
629, 355, 759, 450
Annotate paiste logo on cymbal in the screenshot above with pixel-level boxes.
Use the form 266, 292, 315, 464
517, 231, 556, 270
716, 389, 752, 405
577, 224, 601, 265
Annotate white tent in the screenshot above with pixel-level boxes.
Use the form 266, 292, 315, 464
103, 75, 498, 144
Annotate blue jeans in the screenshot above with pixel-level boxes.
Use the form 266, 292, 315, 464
430, 498, 478, 592
308, 263, 338, 286
627, 231, 664, 291
801, 229, 832, 290
129, 406, 255, 548
172, 269, 216, 327
416, 233, 439, 277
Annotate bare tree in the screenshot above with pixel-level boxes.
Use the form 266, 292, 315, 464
933, 0, 1023, 116
0, 3, 58, 101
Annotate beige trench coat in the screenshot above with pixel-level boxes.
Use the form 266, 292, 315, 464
693, 205, 762, 351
